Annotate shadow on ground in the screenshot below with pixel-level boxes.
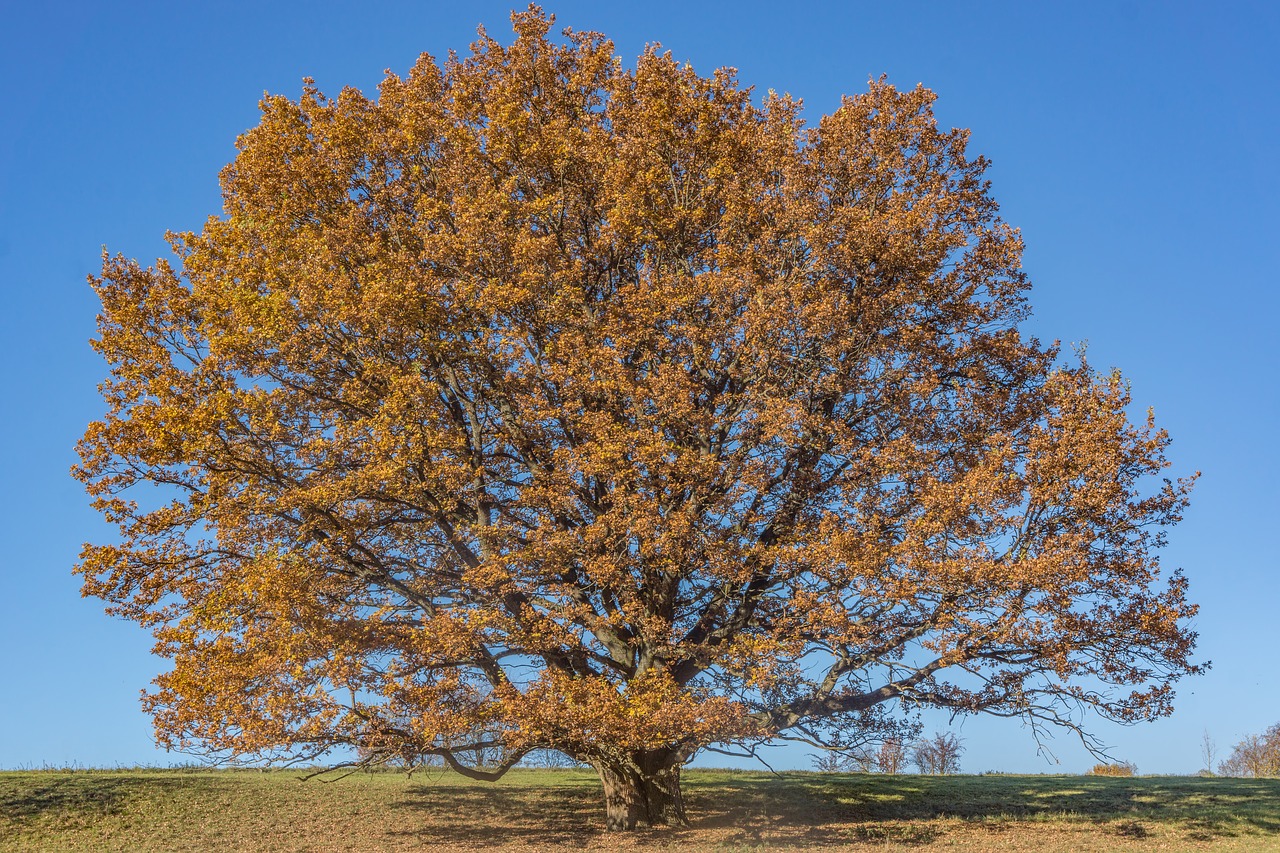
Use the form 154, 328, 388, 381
4, 770, 1277, 849
385, 773, 1280, 848
388, 783, 604, 848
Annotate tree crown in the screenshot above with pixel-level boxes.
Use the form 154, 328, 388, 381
78, 6, 1201, 777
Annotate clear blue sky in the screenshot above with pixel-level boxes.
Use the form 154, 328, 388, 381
1, 1, 1276, 774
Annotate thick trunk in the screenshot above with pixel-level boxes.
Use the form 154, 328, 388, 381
595, 750, 687, 831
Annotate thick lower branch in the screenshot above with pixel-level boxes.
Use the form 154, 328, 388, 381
437, 746, 530, 781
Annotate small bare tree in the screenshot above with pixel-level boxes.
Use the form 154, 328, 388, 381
1200, 729, 1217, 774
911, 732, 965, 774
814, 737, 911, 774
878, 738, 909, 775
810, 752, 849, 773
804, 711, 921, 773
845, 747, 880, 773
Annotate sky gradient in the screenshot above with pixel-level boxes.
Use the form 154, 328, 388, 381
1, 1, 1276, 775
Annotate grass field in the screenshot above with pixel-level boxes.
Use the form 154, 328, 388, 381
2, 767, 1278, 851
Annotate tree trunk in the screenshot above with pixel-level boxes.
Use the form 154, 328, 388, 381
595, 750, 688, 831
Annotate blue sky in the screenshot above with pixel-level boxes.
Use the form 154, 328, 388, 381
1, 1, 1276, 774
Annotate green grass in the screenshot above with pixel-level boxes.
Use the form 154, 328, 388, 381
1, 768, 1278, 851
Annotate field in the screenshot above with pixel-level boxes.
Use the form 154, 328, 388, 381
2, 768, 1278, 851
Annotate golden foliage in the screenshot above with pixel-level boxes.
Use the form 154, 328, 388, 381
77, 6, 1200, 790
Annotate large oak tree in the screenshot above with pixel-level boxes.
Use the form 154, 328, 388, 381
77, 8, 1201, 830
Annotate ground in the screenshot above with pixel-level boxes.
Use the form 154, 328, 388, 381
2, 768, 1278, 851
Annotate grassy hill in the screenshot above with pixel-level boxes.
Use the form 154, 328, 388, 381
2, 767, 1278, 851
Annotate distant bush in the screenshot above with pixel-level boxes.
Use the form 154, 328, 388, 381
1088, 762, 1136, 777
1218, 723, 1280, 777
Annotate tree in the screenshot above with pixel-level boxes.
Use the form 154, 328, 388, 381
911, 731, 964, 774
810, 751, 849, 773
870, 737, 909, 775
76, 7, 1203, 832
1218, 724, 1280, 777
1200, 728, 1217, 775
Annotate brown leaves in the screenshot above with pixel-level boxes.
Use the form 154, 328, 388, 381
502, 670, 753, 757
76, 7, 1200, 772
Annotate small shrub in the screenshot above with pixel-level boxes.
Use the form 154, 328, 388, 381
1088, 762, 1137, 777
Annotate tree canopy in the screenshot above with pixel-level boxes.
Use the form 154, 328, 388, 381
77, 7, 1202, 830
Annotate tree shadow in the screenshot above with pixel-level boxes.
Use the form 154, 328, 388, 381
692, 774, 1280, 845
385, 773, 1280, 848
386, 782, 606, 848
6, 770, 1275, 848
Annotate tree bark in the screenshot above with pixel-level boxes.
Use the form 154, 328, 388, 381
594, 750, 688, 831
